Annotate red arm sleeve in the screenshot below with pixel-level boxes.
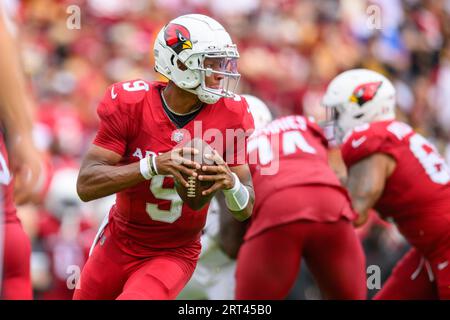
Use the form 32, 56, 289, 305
93, 84, 128, 156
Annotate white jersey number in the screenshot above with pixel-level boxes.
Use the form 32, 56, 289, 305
146, 175, 183, 223
122, 80, 149, 92
248, 130, 316, 165
410, 134, 450, 185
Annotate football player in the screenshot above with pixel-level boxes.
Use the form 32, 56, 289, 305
178, 94, 272, 300
0, 5, 41, 299
73, 14, 254, 300
227, 107, 366, 300
322, 68, 450, 299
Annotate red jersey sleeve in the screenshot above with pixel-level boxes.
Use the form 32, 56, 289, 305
341, 123, 387, 168
93, 80, 148, 155
93, 84, 128, 155
228, 97, 255, 167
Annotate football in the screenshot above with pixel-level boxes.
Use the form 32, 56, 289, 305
175, 138, 216, 210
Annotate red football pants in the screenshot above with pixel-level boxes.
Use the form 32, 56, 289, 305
235, 219, 366, 300
375, 248, 450, 300
73, 223, 197, 300
1, 222, 32, 300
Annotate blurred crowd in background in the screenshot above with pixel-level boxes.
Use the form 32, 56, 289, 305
4, 0, 450, 299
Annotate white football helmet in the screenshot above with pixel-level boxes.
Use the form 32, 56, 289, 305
45, 168, 82, 220
322, 69, 396, 142
242, 94, 273, 130
154, 14, 240, 104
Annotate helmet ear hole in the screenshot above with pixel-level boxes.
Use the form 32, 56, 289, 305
176, 60, 188, 71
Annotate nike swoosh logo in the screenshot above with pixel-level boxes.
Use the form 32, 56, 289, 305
438, 261, 449, 270
111, 86, 118, 99
352, 136, 367, 148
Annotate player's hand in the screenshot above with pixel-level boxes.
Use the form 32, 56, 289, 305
155, 147, 201, 187
11, 135, 43, 205
198, 150, 235, 196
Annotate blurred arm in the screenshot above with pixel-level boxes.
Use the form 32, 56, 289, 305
0, 8, 41, 204
0, 8, 34, 139
228, 164, 255, 221
328, 147, 347, 185
217, 191, 248, 259
346, 153, 395, 227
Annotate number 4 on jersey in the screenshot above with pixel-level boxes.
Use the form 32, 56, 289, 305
248, 130, 316, 165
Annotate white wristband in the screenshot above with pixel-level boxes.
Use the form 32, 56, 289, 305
152, 154, 159, 175
223, 172, 250, 211
139, 157, 152, 180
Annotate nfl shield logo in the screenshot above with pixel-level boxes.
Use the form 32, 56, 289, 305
172, 130, 184, 143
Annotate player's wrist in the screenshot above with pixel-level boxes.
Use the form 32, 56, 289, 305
222, 172, 249, 211
139, 155, 158, 180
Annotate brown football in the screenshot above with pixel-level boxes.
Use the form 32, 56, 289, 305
175, 138, 216, 210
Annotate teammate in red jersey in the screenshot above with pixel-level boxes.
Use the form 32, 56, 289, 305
228, 111, 366, 299
73, 14, 255, 300
0, 6, 42, 299
323, 68, 450, 299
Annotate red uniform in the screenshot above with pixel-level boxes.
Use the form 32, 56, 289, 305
341, 120, 450, 299
73, 80, 253, 300
36, 211, 95, 300
0, 134, 32, 299
236, 115, 366, 300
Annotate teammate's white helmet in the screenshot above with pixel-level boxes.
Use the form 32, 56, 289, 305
45, 168, 82, 219
242, 94, 273, 130
322, 69, 396, 142
154, 14, 240, 104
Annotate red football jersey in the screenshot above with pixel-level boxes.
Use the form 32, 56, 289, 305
93, 80, 254, 256
341, 120, 450, 255
0, 134, 17, 223
247, 115, 355, 225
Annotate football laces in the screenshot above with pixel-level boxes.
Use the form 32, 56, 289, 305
186, 175, 197, 198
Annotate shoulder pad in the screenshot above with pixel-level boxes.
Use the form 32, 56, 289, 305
98, 79, 151, 117
341, 122, 389, 167
222, 94, 249, 116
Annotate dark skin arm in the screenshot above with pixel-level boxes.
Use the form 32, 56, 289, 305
77, 145, 201, 202
346, 153, 396, 227
328, 147, 348, 185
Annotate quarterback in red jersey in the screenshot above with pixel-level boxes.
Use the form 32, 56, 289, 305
227, 99, 366, 299
323, 68, 450, 299
73, 14, 254, 300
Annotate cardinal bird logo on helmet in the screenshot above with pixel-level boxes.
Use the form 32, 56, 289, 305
164, 23, 193, 54
350, 81, 383, 106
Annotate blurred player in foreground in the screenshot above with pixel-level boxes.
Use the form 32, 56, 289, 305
222, 98, 366, 300
0, 4, 41, 299
178, 94, 272, 300
74, 14, 254, 300
323, 68, 450, 299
